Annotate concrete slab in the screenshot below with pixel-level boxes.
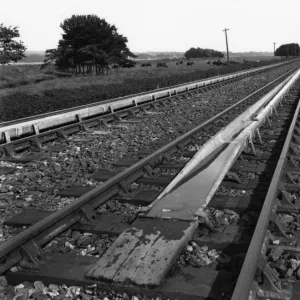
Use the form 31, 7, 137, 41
86, 218, 197, 286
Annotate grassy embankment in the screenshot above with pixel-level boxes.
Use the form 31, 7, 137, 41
0, 64, 53, 89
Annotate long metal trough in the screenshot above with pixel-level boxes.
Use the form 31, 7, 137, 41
145, 68, 300, 220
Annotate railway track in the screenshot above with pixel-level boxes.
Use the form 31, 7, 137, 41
0, 62, 300, 299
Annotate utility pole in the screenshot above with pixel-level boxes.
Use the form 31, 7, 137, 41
273, 42, 276, 56
223, 28, 230, 64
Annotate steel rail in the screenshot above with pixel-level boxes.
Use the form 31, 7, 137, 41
0, 59, 298, 142
231, 71, 300, 300
0, 67, 297, 275
0, 67, 298, 158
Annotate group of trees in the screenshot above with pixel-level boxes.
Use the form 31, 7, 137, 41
0, 23, 26, 78
0, 15, 137, 77
185, 47, 224, 59
275, 43, 300, 58
43, 15, 136, 75
2, 17, 300, 78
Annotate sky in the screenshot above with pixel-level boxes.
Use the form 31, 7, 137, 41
0, 0, 298, 53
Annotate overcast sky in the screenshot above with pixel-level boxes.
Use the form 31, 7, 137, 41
0, 0, 298, 53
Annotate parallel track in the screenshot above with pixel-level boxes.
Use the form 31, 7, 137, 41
0, 59, 298, 146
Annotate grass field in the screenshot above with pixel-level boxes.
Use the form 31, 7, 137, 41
0, 64, 52, 90
0, 56, 284, 98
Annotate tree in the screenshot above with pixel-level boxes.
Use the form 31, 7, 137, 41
79, 44, 111, 75
0, 23, 26, 79
275, 43, 300, 58
184, 47, 224, 59
50, 15, 136, 75
41, 48, 60, 77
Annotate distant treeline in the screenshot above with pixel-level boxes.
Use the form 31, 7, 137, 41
275, 43, 299, 57
20, 50, 279, 63
20, 53, 45, 63
225, 51, 274, 57
134, 52, 184, 59
185, 47, 224, 59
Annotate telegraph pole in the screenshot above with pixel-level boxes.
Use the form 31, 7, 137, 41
273, 42, 276, 56
223, 28, 230, 64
